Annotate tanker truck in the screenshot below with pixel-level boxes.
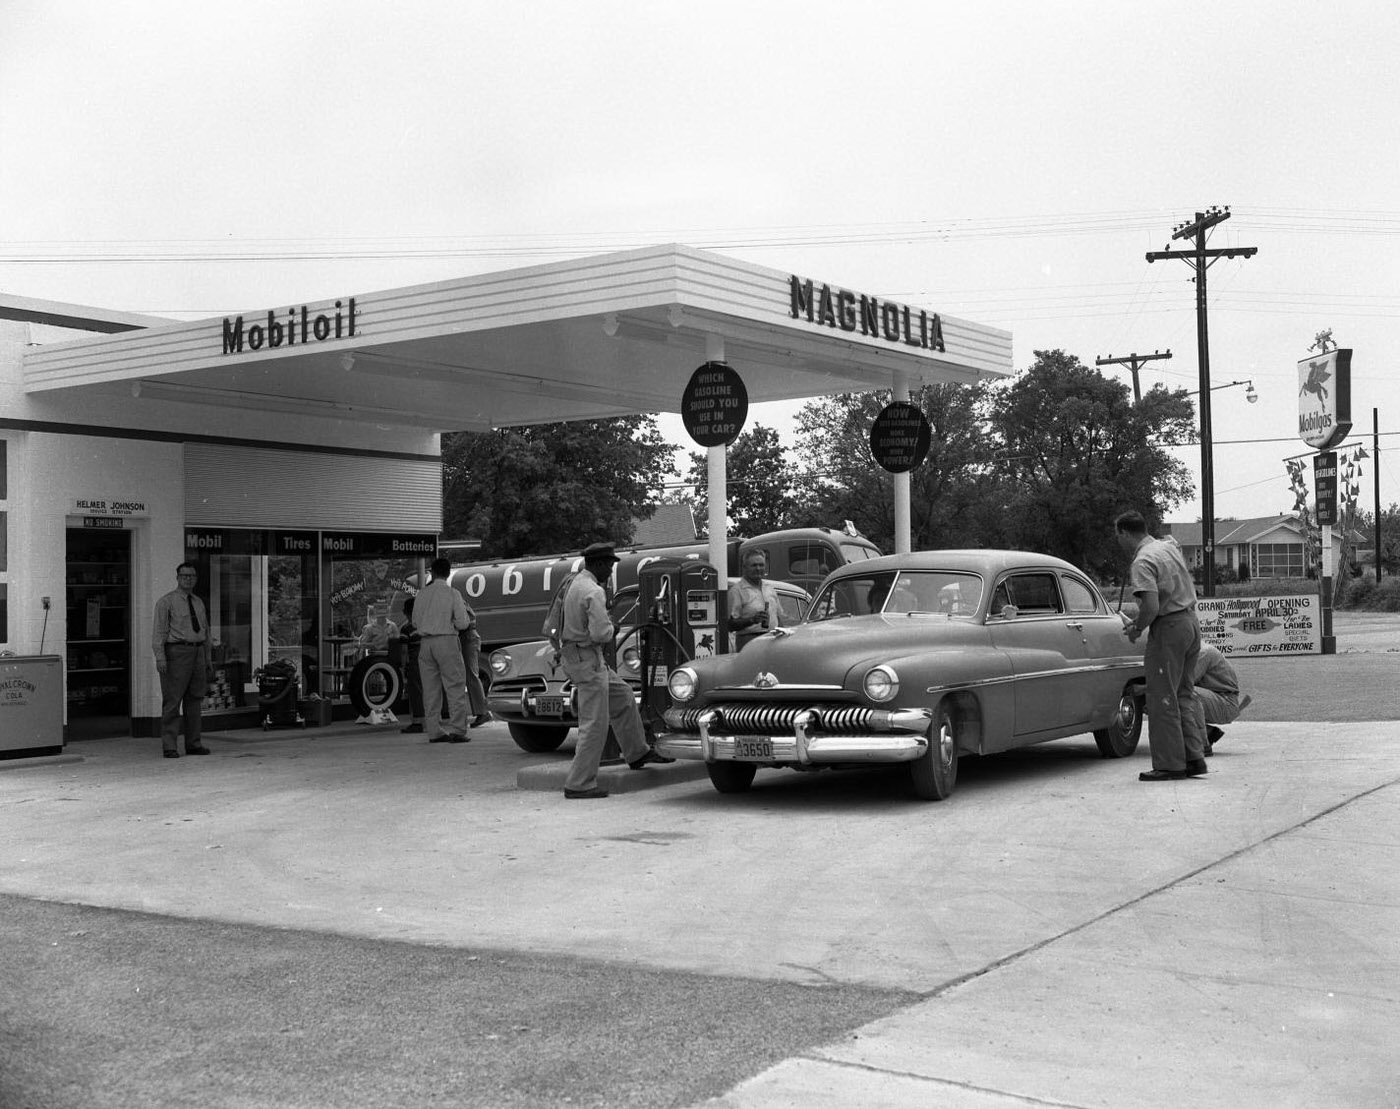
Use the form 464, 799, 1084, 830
345, 525, 881, 718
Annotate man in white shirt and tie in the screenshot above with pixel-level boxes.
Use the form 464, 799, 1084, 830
152, 562, 212, 759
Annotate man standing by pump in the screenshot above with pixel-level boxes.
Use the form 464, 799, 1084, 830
558, 542, 673, 799
414, 557, 472, 744
152, 561, 213, 759
1115, 510, 1209, 781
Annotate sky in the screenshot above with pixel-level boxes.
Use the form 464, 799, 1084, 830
3, 0, 1398, 525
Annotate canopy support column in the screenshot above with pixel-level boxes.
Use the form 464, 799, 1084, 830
706, 333, 729, 585
892, 370, 913, 554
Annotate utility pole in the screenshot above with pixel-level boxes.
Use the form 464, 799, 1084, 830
1095, 349, 1172, 404
1147, 206, 1258, 597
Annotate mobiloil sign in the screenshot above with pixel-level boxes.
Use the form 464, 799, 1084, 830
222, 298, 357, 354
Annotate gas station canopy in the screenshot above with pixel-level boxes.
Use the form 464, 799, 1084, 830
20, 244, 1013, 432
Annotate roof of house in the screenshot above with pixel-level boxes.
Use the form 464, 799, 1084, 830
1165, 513, 1365, 546
1164, 514, 1304, 547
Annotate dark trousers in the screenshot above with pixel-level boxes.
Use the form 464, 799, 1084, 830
159, 643, 208, 752
459, 630, 487, 717
1143, 611, 1206, 771
405, 643, 424, 721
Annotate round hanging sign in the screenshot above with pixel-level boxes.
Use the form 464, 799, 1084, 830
681, 361, 748, 448
869, 401, 932, 473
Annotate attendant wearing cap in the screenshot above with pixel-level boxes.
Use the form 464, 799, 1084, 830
559, 541, 674, 799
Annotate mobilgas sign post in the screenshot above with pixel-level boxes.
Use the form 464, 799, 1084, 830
1299, 343, 1352, 656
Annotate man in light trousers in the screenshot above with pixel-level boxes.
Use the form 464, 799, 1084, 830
558, 542, 672, 798
413, 556, 472, 744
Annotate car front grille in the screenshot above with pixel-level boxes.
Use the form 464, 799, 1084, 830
664, 702, 926, 736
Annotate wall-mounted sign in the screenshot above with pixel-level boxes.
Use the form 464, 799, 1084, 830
81, 516, 125, 530
1196, 594, 1321, 656
1313, 451, 1339, 526
222, 298, 358, 354
185, 527, 320, 557
869, 401, 932, 473
321, 531, 437, 559
72, 498, 147, 516
1297, 347, 1352, 450
789, 275, 945, 353
681, 362, 748, 448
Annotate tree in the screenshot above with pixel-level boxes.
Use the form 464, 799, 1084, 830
987, 350, 1195, 578
441, 416, 677, 559
682, 424, 798, 536
790, 383, 1000, 552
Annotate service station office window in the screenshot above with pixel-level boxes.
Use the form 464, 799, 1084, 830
185, 529, 322, 706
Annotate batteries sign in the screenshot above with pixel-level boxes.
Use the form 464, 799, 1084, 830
1314, 451, 1339, 526
682, 362, 748, 447
869, 401, 932, 473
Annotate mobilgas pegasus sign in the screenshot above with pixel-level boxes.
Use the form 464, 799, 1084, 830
1297, 347, 1352, 450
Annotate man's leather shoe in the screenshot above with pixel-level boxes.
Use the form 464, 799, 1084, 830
1139, 768, 1188, 781
427, 734, 450, 743
628, 748, 677, 770
185, 746, 211, 756
163, 750, 180, 759
1185, 759, 1208, 777
471, 714, 493, 728
443, 733, 470, 743
564, 787, 609, 799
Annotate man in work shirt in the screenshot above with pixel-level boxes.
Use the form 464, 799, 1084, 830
558, 542, 673, 799
151, 561, 212, 759
1115, 510, 1208, 781
728, 549, 781, 651
413, 557, 471, 744
1192, 642, 1252, 756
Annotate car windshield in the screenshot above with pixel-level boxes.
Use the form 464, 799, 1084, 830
810, 571, 984, 621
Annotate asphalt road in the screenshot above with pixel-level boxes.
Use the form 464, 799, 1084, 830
1, 610, 1396, 1109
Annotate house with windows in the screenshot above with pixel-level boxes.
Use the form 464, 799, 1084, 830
1163, 513, 1358, 580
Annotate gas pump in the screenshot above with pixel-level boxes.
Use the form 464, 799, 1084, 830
635, 559, 725, 733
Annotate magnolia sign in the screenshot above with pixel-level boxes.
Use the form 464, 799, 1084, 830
1297, 347, 1352, 450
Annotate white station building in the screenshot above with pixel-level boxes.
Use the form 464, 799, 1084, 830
0, 244, 1011, 747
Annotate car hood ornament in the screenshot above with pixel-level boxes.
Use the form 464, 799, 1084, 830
753, 671, 779, 689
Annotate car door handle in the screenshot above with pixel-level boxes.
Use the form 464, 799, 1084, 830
1064, 621, 1084, 631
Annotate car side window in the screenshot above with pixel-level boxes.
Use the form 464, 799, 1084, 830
787, 543, 837, 580
777, 593, 807, 624
1002, 573, 1063, 616
1060, 575, 1101, 614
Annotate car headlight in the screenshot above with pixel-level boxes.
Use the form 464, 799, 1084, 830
620, 644, 640, 676
489, 650, 513, 677
863, 664, 900, 703
668, 666, 699, 703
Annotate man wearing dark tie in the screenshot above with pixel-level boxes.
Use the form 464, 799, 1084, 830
152, 562, 213, 759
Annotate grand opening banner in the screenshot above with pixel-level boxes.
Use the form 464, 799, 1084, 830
1196, 595, 1322, 656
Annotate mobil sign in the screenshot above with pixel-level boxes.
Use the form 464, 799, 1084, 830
1297, 348, 1352, 450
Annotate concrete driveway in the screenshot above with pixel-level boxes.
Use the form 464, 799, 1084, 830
4, 612, 1399, 1107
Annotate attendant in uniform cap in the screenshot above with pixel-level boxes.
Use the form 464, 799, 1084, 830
558, 541, 674, 798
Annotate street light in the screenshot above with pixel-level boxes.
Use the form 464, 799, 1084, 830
1186, 378, 1257, 403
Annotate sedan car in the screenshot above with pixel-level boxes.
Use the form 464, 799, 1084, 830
655, 550, 1146, 800
488, 581, 812, 752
